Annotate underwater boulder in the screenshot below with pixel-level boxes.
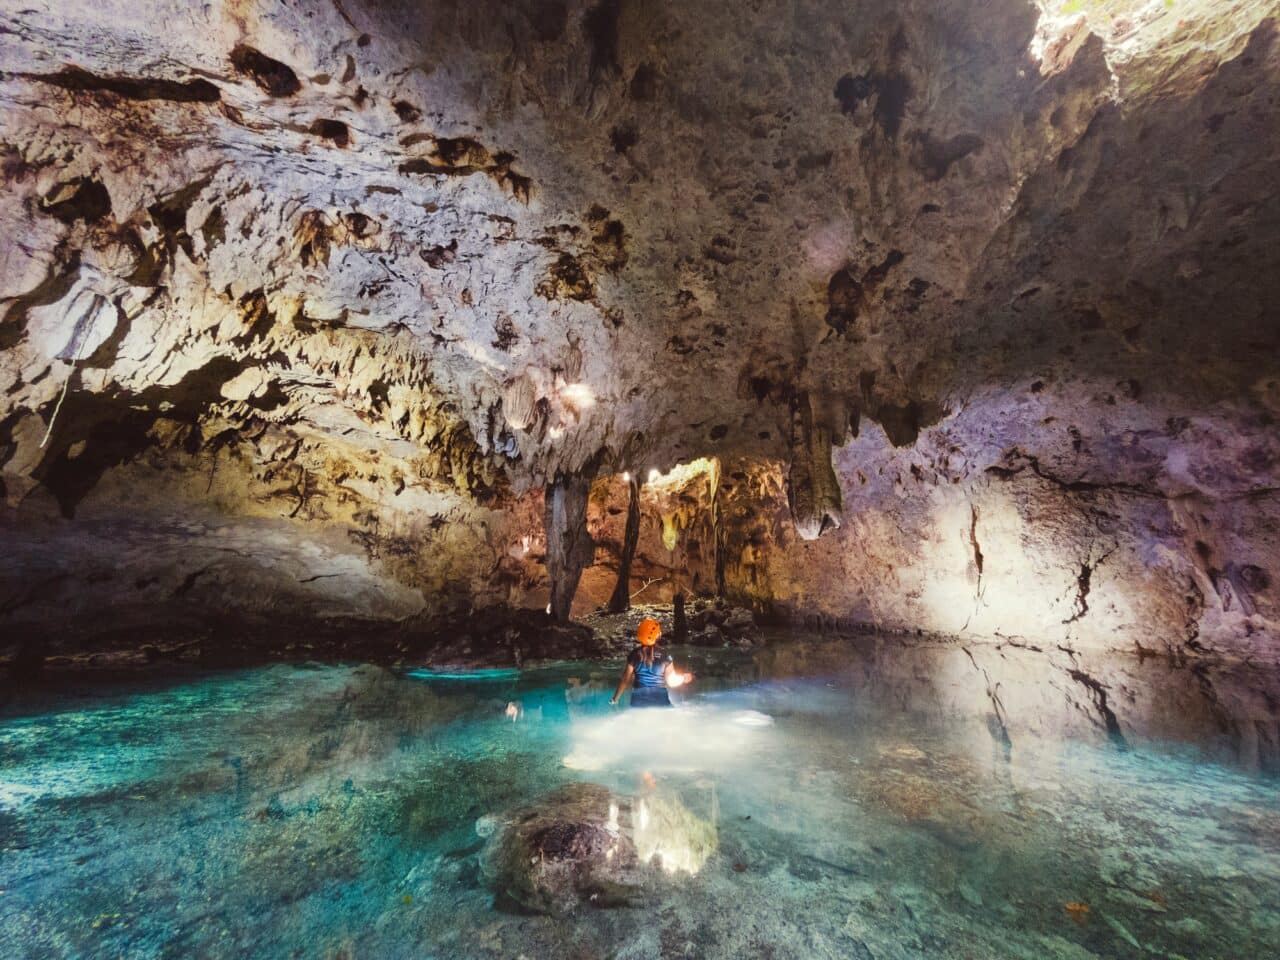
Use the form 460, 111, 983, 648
480, 782, 717, 914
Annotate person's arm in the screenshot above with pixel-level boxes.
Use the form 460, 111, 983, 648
610, 664, 634, 704
663, 660, 694, 688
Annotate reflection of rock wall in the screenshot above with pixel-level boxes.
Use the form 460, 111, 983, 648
750, 638, 1280, 774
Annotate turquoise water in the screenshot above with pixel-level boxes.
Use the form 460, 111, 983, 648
1, 642, 1277, 959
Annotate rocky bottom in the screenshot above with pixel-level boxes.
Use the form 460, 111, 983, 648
1, 637, 1277, 959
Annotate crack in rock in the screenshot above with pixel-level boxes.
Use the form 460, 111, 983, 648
1062, 544, 1117, 625
1066, 668, 1127, 747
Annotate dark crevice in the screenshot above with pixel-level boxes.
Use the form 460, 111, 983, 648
0, 573, 69, 617
1062, 545, 1116, 625
986, 449, 1164, 500
33, 355, 243, 517
148, 174, 217, 264
392, 99, 421, 123
834, 71, 910, 137
398, 137, 532, 202
25, 66, 221, 102
308, 118, 351, 147
863, 396, 948, 448
0, 252, 81, 350
230, 45, 301, 97
911, 131, 984, 181
824, 250, 904, 337
298, 572, 343, 583
969, 504, 984, 589
39, 178, 113, 224
1067, 669, 1127, 747
609, 123, 638, 153
171, 566, 214, 599
583, 0, 622, 86
536, 253, 595, 302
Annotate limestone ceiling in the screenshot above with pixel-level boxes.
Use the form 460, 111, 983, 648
1, 0, 1278, 502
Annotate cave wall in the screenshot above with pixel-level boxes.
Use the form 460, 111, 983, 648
718, 385, 1280, 666
577, 465, 721, 614
0, 420, 553, 653
2, 0, 1279, 661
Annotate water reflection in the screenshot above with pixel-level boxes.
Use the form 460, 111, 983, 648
0, 639, 1276, 959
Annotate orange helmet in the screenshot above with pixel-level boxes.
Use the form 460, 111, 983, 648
637, 618, 662, 646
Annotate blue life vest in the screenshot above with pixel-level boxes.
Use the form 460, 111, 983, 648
628, 646, 671, 688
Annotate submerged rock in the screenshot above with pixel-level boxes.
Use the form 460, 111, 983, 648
480, 782, 716, 914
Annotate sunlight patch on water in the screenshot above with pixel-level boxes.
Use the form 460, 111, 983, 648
561, 702, 775, 773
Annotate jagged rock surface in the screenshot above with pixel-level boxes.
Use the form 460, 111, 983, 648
1, 0, 1279, 662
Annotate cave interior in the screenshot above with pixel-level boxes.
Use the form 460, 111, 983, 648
1, 0, 1279, 957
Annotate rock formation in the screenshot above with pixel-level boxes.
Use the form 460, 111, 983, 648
544, 464, 596, 622
481, 781, 717, 913
0, 0, 1278, 666
607, 473, 642, 612
786, 392, 843, 541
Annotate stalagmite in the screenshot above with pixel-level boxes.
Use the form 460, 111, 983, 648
607, 474, 642, 613
544, 466, 595, 622
786, 392, 843, 541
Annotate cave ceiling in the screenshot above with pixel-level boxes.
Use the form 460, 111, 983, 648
1, 0, 1273, 494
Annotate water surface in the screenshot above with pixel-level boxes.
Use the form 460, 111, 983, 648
2, 639, 1277, 959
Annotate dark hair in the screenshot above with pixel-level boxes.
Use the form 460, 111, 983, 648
638, 643, 658, 667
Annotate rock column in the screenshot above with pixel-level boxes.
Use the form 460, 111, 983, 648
787, 392, 843, 540
545, 467, 595, 621
607, 473, 642, 613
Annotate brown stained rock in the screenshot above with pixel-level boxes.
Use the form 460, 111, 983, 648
26, 66, 221, 103
535, 253, 595, 302
229, 45, 301, 97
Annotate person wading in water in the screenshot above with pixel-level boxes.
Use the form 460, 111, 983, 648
609, 618, 694, 708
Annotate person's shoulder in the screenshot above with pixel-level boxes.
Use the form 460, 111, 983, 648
626, 645, 641, 663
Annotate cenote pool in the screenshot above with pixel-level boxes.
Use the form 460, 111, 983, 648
2, 638, 1277, 959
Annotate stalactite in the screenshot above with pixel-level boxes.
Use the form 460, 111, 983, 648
544, 465, 596, 621
607, 474, 641, 613
786, 391, 843, 540
661, 512, 680, 551
712, 483, 727, 598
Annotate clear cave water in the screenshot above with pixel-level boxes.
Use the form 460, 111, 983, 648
2, 639, 1277, 960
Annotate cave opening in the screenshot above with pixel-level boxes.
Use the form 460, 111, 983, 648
2, 1, 1279, 956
